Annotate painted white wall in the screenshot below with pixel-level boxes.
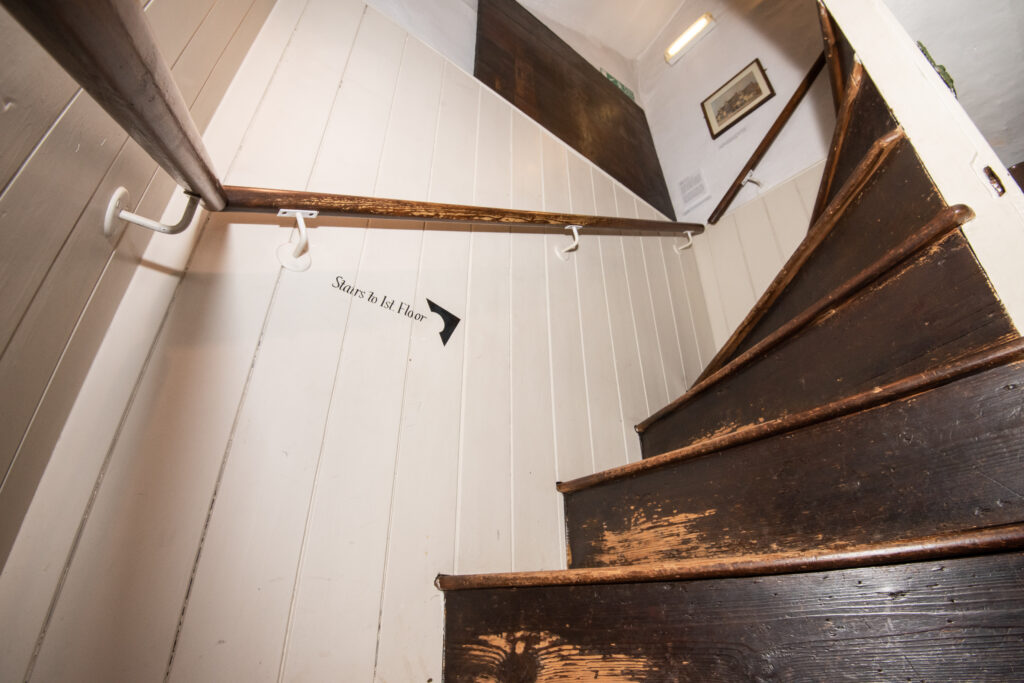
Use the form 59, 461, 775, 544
824, 0, 1024, 331
1, 2, 713, 682
637, 0, 835, 223
884, 0, 1024, 168
692, 160, 823, 348
0, 0, 273, 567
364, 0, 477, 74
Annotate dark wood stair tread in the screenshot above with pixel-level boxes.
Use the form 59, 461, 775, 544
443, 542, 1024, 680
438, 522, 1024, 590
562, 336, 1024, 495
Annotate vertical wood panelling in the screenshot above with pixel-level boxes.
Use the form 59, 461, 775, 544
474, 90, 513, 208
705, 214, 757, 336
306, 8, 405, 195
733, 198, 786, 297
763, 180, 812, 257
29, 224, 285, 683
0, 0, 259, 547
642, 237, 688, 398
428, 64, 480, 204
167, 225, 367, 683
678, 244, 718, 369
374, 38, 444, 200
662, 237, 708, 382
281, 221, 425, 682
374, 224, 470, 682
592, 171, 648, 462
509, 231, 561, 571
568, 155, 628, 471
509, 116, 561, 572
0, 2, 282, 677
543, 134, 592, 481
5, 2, 721, 680
228, 0, 363, 189
455, 225, 512, 573
0, 7, 77, 192
511, 113, 544, 211
692, 234, 730, 349
795, 159, 827, 216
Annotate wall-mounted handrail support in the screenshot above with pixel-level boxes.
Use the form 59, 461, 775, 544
276, 209, 317, 271
104, 187, 202, 236
674, 230, 695, 253
555, 224, 582, 260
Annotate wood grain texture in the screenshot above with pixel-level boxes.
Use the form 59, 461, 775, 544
691, 126, 905, 385
1, 0, 226, 208
444, 551, 1024, 680
223, 185, 700, 233
815, 67, 898, 220
440, 522, 1024, 590
642, 203, 973, 434
640, 230, 1015, 457
567, 357, 1024, 568
817, 1, 844, 112
731, 136, 944, 360
474, 0, 674, 219
561, 336, 1024, 495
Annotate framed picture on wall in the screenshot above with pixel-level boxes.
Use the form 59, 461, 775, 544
701, 59, 775, 139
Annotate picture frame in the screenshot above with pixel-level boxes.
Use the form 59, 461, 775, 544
701, 58, 775, 139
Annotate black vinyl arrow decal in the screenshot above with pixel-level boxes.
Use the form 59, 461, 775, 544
426, 299, 461, 346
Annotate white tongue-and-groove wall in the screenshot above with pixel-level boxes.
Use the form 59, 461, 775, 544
1, 0, 717, 681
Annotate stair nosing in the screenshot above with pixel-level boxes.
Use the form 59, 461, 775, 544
561, 334, 1024, 494
436, 522, 1024, 591
690, 65, 877, 388
638, 200, 970, 436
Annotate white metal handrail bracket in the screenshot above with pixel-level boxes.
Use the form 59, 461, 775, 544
555, 224, 583, 260
103, 186, 202, 236
276, 208, 317, 271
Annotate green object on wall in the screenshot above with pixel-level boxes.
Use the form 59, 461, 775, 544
917, 41, 956, 97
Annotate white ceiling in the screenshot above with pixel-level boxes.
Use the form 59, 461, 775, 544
518, 0, 686, 62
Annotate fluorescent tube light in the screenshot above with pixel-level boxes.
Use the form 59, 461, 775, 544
665, 13, 715, 65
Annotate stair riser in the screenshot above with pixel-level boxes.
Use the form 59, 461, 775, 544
818, 73, 896, 214
641, 230, 1015, 457
570, 358, 1024, 568
734, 137, 941, 360
444, 551, 1024, 681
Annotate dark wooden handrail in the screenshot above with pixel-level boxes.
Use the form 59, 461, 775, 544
818, 1, 845, 112
436, 521, 1024, 590
2, 0, 227, 210
223, 186, 703, 234
707, 53, 826, 225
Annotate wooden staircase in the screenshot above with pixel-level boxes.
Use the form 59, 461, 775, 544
438, 14, 1024, 680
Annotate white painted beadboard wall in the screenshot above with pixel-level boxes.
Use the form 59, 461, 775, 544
0, 0, 274, 562
691, 160, 825, 349
1, 0, 722, 681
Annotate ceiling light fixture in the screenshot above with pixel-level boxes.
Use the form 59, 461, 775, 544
665, 13, 715, 65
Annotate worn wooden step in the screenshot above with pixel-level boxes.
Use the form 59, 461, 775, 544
561, 342, 1024, 568
695, 65, 925, 384
638, 217, 1015, 458
441, 525, 1024, 681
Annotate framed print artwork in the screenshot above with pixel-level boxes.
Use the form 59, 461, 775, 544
701, 58, 775, 139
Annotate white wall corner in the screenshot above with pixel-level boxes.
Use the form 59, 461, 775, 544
824, 0, 1024, 333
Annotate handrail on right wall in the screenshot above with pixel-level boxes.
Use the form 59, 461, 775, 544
707, 52, 826, 225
